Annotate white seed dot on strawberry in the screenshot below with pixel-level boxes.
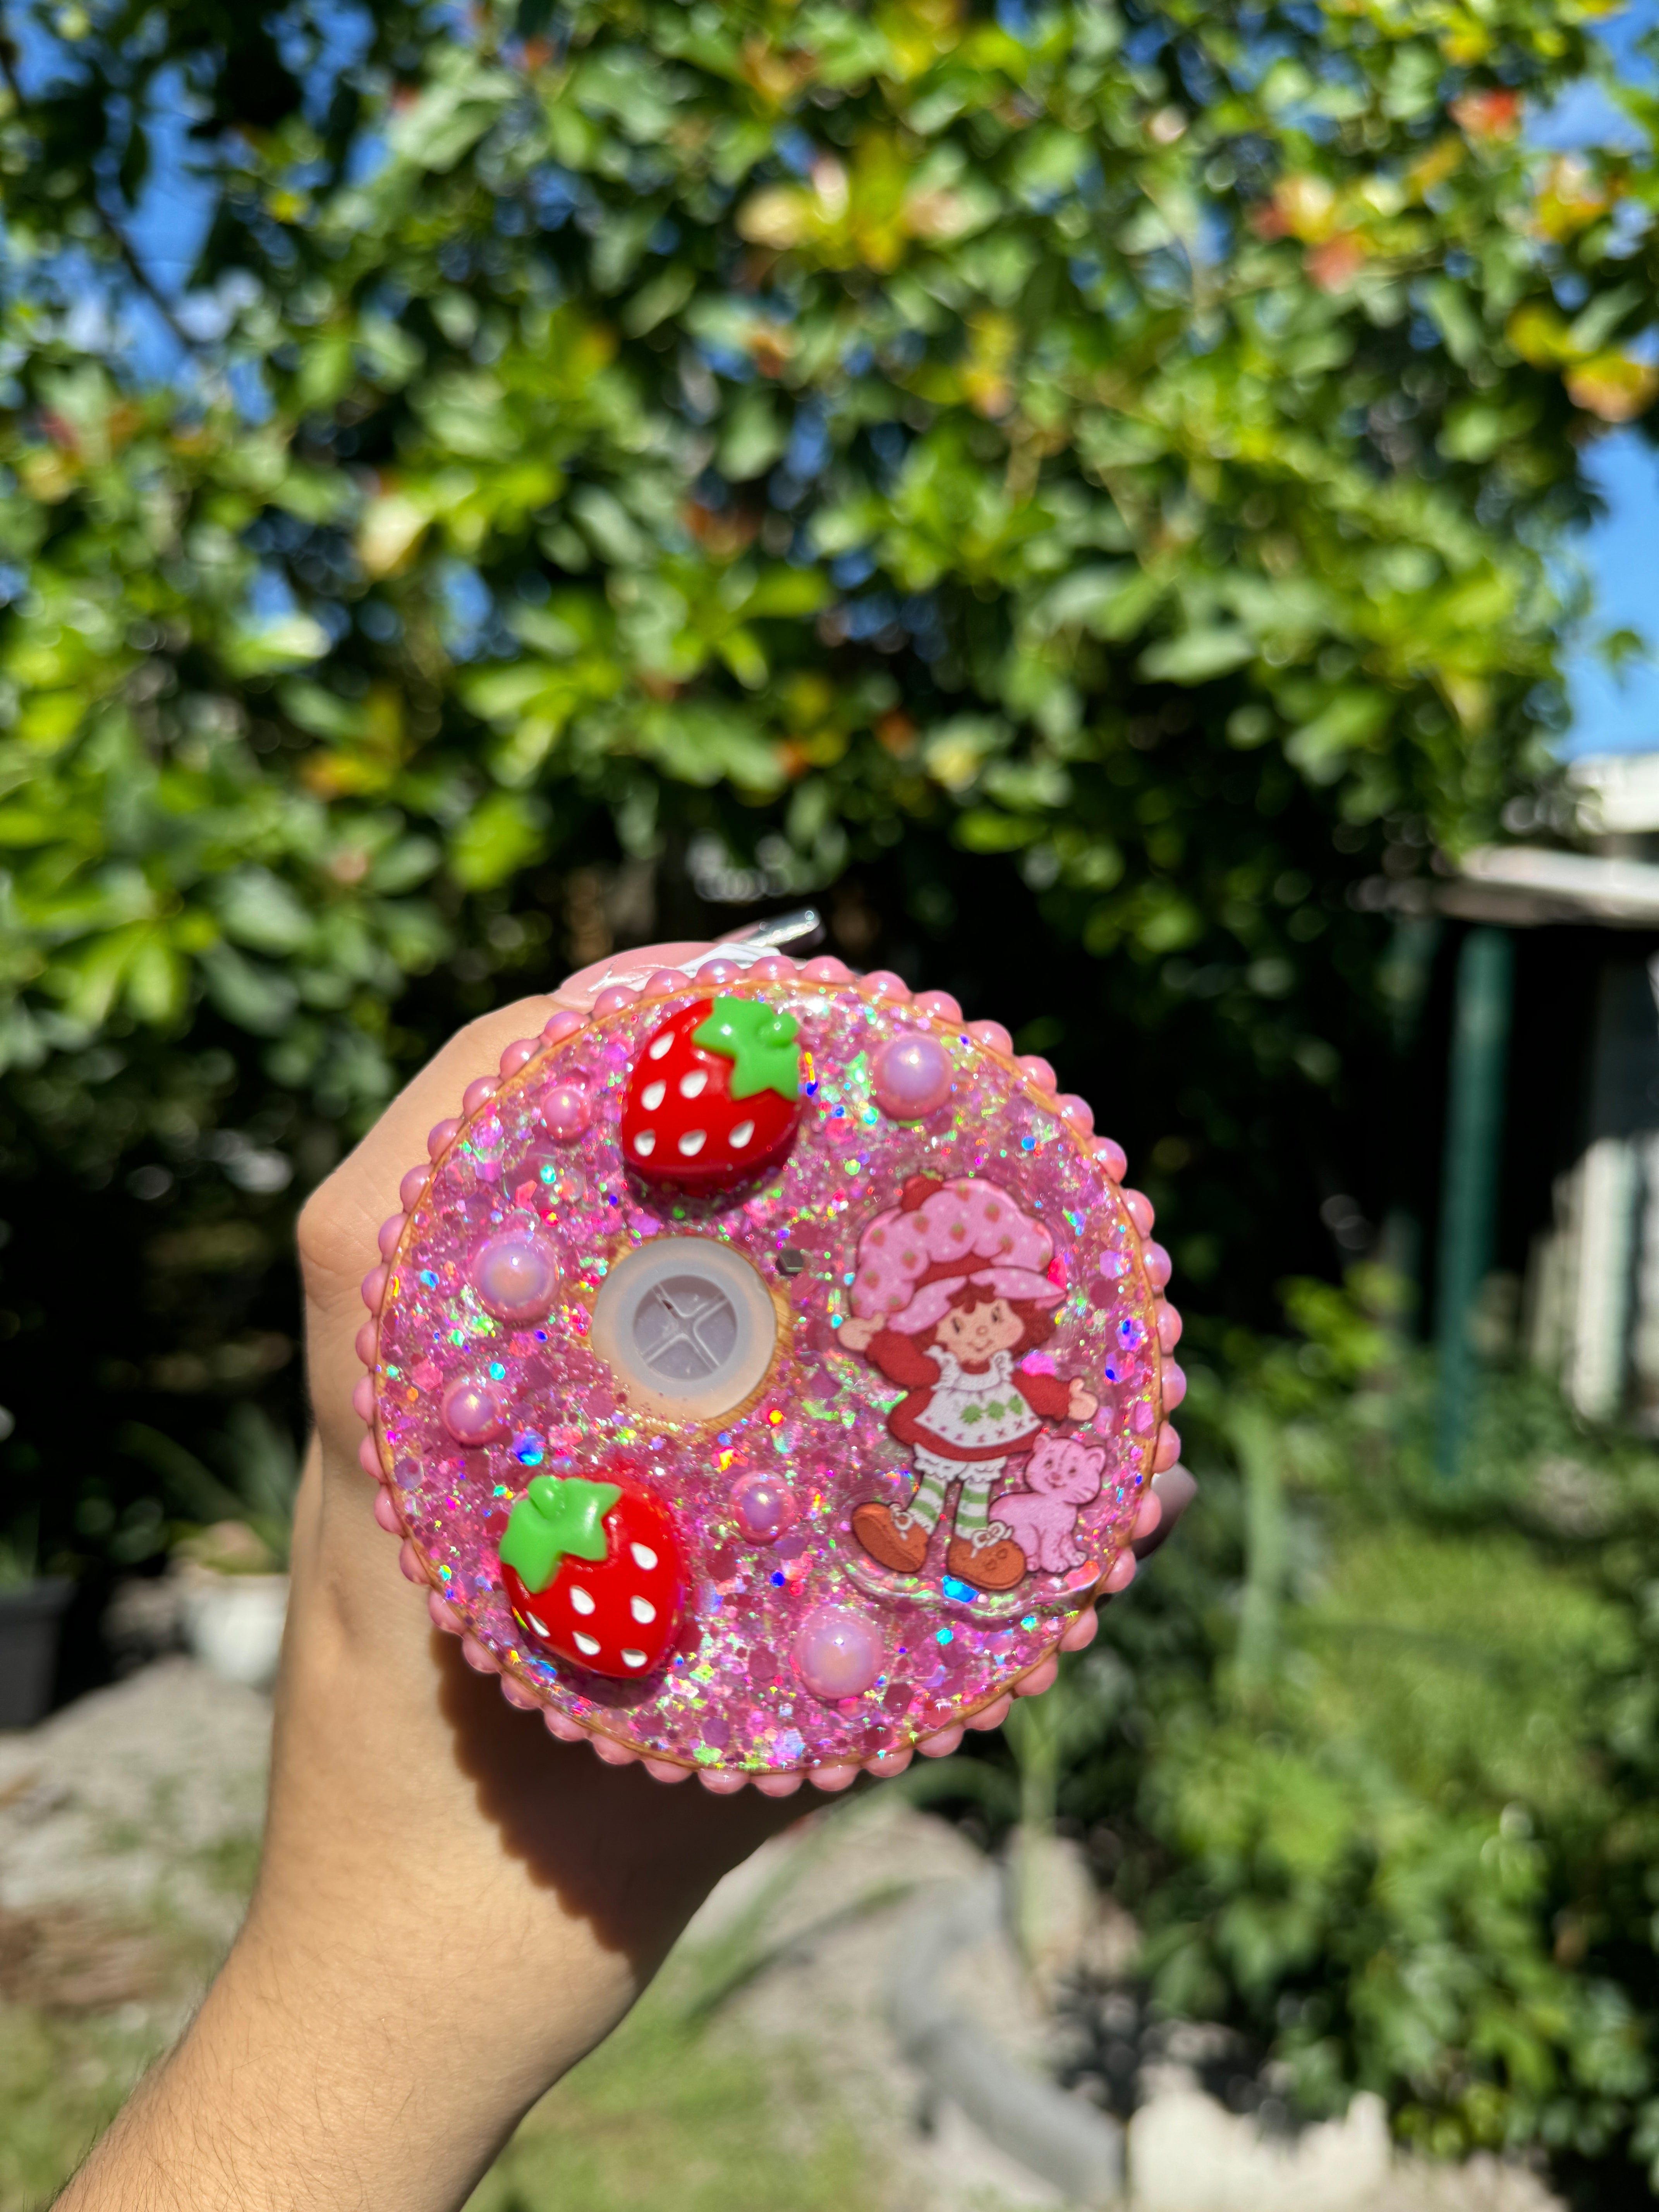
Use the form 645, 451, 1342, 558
569, 1586, 596, 1615
729, 1119, 754, 1149
634, 1130, 656, 1156
630, 1595, 656, 1624
574, 1632, 601, 1658
527, 1613, 549, 1637
621, 1649, 648, 1669
630, 1542, 658, 1570
677, 1129, 706, 1157
649, 1032, 674, 1060
678, 1068, 708, 1099
642, 1080, 666, 1109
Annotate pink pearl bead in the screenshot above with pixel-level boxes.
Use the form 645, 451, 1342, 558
354, 1321, 378, 1366
471, 1231, 559, 1323
919, 1726, 965, 1757
1104, 1551, 1137, 1594
1014, 1656, 1059, 1699
592, 1735, 639, 1766
792, 1605, 884, 1701
398, 1540, 424, 1583
542, 1009, 584, 1043
373, 1488, 400, 1533
643, 1756, 694, 1783
810, 1764, 860, 1793
643, 970, 684, 998
1060, 1612, 1099, 1654
543, 1709, 588, 1743
1156, 1301, 1184, 1352
1143, 1240, 1172, 1288
912, 989, 963, 1024
860, 968, 910, 1001
377, 1213, 406, 1261
731, 1470, 798, 1542
1154, 1422, 1181, 1472
698, 1768, 748, 1794
749, 955, 795, 981
352, 1376, 374, 1422
1162, 1360, 1188, 1410
539, 1079, 591, 1141
462, 1076, 500, 1116
461, 1635, 499, 1675
1056, 1092, 1095, 1133
441, 1378, 507, 1446
966, 1695, 1013, 1731
427, 1118, 460, 1160
360, 1265, 388, 1311
428, 1590, 464, 1635
398, 1166, 428, 1213
1095, 1137, 1128, 1183
593, 984, 638, 1016
500, 1674, 540, 1711
863, 1749, 914, 1777
968, 1019, 1013, 1056
1123, 1189, 1155, 1236
1017, 1053, 1057, 1092
802, 955, 852, 982
357, 1435, 382, 1478
756, 1771, 805, 1796
499, 1037, 539, 1078
871, 1032, 953, 1121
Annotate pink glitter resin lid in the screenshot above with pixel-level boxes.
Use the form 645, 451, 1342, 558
368, 976, 1171, 1778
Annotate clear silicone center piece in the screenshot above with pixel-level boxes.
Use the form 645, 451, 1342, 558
632, 1273, 740, 1381
591, 1237, 777, 1419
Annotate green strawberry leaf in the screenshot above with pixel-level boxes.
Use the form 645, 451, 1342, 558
692, 996, 800, 1102
500, 1474, 621, 1592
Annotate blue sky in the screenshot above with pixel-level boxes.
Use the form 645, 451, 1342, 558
1546, 2, 1659, 759
1563, 432, 1659, 759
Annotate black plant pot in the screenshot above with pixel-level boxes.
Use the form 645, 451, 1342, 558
0, 1578, 73, 1728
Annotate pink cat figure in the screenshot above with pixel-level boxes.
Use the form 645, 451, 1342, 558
991, 1435, 1107, 1576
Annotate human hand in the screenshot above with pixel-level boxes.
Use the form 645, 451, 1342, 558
62, 947, 794, 2212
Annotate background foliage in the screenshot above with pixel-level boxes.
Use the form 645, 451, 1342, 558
3, 0, 1659, 2193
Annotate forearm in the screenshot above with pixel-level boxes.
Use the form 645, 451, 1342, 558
58, 1438, 763, 2212
57, 1908, 543, 2212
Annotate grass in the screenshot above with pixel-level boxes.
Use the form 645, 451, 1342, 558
0, 1891, 879, 2212
0, 1982, 876, 2212
467, 2001, 873, 2212
0, 2004, 169, 2211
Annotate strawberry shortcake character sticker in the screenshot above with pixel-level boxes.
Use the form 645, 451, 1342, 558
838, 1175, 1099, 1593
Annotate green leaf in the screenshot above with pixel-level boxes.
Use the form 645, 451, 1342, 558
718, 389, 787, 483
1138, 629, 1256, 684
449, 792, 548, 891
215, 867, 314, 955
201, 945, 302, 1036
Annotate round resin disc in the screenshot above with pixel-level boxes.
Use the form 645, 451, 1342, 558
371, 977, 1164, 1775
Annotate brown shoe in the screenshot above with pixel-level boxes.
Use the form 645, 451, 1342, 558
946, 1528, 1028, 1592
853, 1502, 930, 1574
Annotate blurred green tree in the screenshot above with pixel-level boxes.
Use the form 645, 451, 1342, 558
0, 1, 1648, 1574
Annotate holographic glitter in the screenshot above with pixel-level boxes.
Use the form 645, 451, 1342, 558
373, 979, 1164, 1774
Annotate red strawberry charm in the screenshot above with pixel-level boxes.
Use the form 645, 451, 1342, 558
621, 995, 802, 1188
500, 1472, 683, 1680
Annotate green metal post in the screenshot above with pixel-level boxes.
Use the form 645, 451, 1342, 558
1434, 926, 1514, 1477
